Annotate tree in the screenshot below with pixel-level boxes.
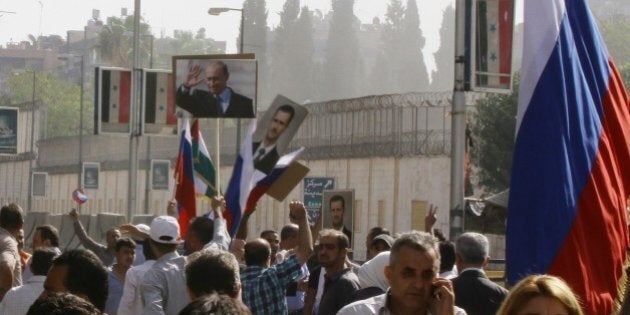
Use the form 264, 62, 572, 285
324, 0, 361, 100
431, 5, 455, 91
271, 3, 316, 102
243, 0, 271, 108
2, 71, 91, 138
400, 0, 430, 91
470, 77, 519, 194
98, 15, 152, 67
598, 14, 630, 65
619, 62, 630, 92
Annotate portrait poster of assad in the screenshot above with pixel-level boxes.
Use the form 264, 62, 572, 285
0, 107, 18, 155
82, 162, 100, 190
173, 54, 257, 118
151, 160, 170, 190
251, 95, 307, 175
322, 190, 355, 248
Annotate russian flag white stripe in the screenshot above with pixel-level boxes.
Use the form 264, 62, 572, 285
516, 0, 566, 134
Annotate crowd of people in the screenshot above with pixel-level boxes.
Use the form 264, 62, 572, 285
0, 199, 587, 315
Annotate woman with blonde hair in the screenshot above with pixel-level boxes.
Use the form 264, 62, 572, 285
497, 274, 583, 315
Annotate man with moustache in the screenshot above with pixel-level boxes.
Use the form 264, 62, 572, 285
316, 229, 360, 315
329, 195, 352, 246
338, 231, 466, 315
252, 104, 295, 174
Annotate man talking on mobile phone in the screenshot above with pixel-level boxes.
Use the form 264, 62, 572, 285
338, 231, 466, 315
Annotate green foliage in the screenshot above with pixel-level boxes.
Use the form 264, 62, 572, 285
3, 72, 91, 138
375, 0, 429, 94
598, 14, 630, 65
243, 0, 271, 106
619, 62, 630, 92
324, 0, 361, 100
98, 15, 152, 67
431, 5, 455, 91
470, 78, 518, 194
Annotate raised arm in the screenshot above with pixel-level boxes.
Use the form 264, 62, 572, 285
69, 208, 106, 253
289, 201, 313, 265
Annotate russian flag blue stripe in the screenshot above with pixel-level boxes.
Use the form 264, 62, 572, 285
507, 0, 630, 313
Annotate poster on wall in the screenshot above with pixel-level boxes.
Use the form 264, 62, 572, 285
151, 159, 170, 190
322, 189, 355, 248
83, 162, 100, 189
0, 107, 18, 155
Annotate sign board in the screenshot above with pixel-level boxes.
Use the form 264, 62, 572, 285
303, 177, 335, 224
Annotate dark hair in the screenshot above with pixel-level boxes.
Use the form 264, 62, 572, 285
51, 249, 108, 311
188, 217, 215, 246
0, 203, 23, 230
280, 224, 298, 241
185, 249, 241, 298
438, 241, 456, 273
260, 230, 277, 239
150, 238, 178, 254
367, 226, 390, 242
329, 195, 345, 210
31, 247, 58, 276
390, 231, 439, 271
115, 237, 136, 252
36, 225, 60, 247
319, 229, 349, 250
244, 240, 271, 266
26, 292, 102, 315
140, 239, 156, 260
276, 104, 295, 125
178, 293, 251, 315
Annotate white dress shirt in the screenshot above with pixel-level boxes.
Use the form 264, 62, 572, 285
117, 259, 155, 315
0, 275, 46, 315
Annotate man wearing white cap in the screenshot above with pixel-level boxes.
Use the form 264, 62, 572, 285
141, 216, 189, 315
117, 223, 157, 315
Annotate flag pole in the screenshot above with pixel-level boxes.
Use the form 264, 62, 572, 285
215, 118, 221, 194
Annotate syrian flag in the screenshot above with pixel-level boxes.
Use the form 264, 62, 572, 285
507, 0, 630, 313
476, 0, 514, 87
191, 119, 217, 199
99, 68, 131, 123
174, 117, 196, 237
144, 71, 177, 125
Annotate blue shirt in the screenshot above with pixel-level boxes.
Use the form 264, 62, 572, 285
105, 267, 125, 315
241, 255, 301, 315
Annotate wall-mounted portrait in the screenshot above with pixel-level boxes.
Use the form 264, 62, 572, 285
83, 162, 100, 190
322, 190, 355, 248
0, 107, 18, 155
173, 54, 257, 118
151, 160, 170, 190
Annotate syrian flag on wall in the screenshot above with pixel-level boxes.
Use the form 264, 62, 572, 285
144, 70, 177, 125
475, 0, 514, 87
98, 68, 131, 123
191, 119, 217, 199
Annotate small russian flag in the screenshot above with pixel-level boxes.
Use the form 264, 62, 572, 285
72, 189, 88, 205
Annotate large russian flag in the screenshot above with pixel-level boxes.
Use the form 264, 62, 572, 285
507, 0, 630, 313
174, 117, 197, 238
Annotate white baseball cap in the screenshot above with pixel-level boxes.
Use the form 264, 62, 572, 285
149, 216, 181, 244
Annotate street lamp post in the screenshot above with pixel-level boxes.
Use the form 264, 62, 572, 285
208, 6, 245, 162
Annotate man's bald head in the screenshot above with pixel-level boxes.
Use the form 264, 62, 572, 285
244, 238, 271, 267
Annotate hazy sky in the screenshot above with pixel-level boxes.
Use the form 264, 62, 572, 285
0, 0, 456, 71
